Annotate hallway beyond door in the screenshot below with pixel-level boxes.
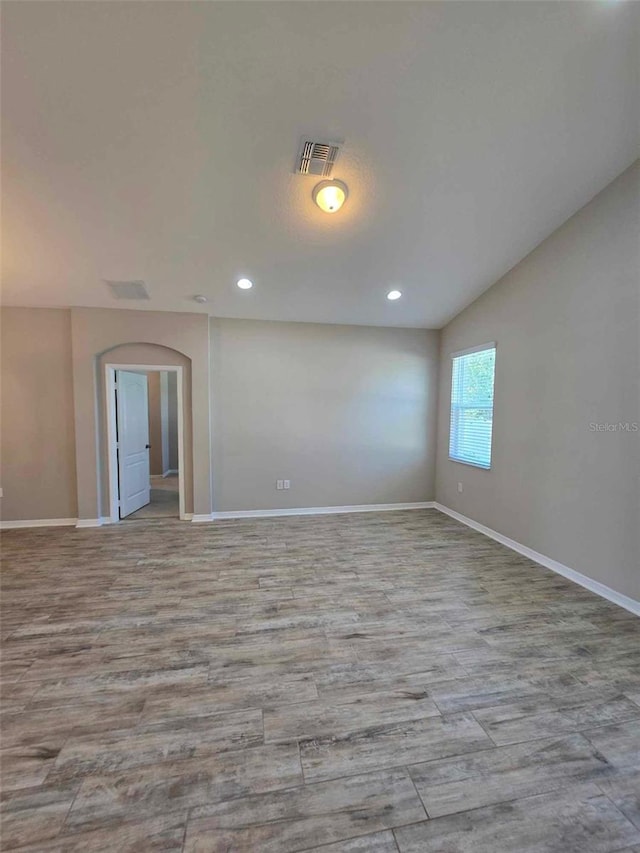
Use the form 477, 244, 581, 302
126, 474, 179, 520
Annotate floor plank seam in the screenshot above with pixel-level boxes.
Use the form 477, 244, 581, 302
468, 709, 499, 746
405, 765, 431, 821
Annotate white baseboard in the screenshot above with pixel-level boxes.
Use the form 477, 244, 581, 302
193, 501, 435, 522
434, 502, 640, 617
1, 517, 77, 530
75, 517, 111, 529
163, 469, 178, 477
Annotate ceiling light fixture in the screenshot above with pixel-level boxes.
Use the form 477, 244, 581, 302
237, 278, 253, 290
313, 179, 348, 214
387, 290, 402, 301
193, 294, 208, 303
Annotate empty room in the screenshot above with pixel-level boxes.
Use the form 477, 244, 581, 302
1, 1, 639, 851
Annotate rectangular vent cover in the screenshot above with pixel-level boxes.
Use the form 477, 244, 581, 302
295, 139, 342, 177
105, 280, 150, 300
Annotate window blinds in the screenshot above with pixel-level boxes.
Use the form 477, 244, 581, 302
449, 344, 496, 469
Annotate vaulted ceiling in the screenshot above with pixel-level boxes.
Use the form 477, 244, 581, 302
2, 1, 638, 327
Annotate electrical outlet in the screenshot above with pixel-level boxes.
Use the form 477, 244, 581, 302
283, 479, 290, 490
0, 487, 3, 498
276, 479, 284, 490
457, 482, 463, 493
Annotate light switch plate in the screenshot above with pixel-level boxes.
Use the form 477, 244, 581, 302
276, 479, 284, 490
283, 480, 290, 490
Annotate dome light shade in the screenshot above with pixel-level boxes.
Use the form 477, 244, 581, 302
387, 290, 402, 301
313, 180, 348, 213
237, 278, 253, 290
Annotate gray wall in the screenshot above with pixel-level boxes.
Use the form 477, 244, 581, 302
211, 318, 439, 511
435, 161, 640, 600
1, 308, 78, 521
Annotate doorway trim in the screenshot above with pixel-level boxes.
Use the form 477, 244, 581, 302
105, 364, 186, 523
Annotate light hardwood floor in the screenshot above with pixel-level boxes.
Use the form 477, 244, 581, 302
1, 509, 639, 851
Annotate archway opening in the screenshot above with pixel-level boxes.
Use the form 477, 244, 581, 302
97, 343, 193, 523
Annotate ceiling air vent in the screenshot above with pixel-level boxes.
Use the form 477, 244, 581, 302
105, 280, 150, 300
295, 139, 342, 177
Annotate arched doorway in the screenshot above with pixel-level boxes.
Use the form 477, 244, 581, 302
98, 343, 192, 523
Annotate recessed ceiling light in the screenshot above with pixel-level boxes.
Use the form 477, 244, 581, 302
387, 290, 402, 301
237, 278, 253, 290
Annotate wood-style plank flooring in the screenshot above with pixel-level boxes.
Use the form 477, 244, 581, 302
1, 509, 640, 852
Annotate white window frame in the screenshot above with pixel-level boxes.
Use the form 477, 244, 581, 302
448, 342, 496, 470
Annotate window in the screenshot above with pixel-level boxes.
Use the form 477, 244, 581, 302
449, 343, 496, 469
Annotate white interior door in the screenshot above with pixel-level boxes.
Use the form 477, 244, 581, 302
116, 370, 150, 518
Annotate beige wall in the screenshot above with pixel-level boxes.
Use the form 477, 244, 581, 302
1, 307, 438, 521
1, 308, 78, 521
147, 372, 163, 476
211, 318, 439, 511
435, 161, 640, 600
167, 371, 179, 471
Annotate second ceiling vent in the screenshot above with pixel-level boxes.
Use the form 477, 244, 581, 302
104, 280, 150, 300
295, 139, 342, 177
